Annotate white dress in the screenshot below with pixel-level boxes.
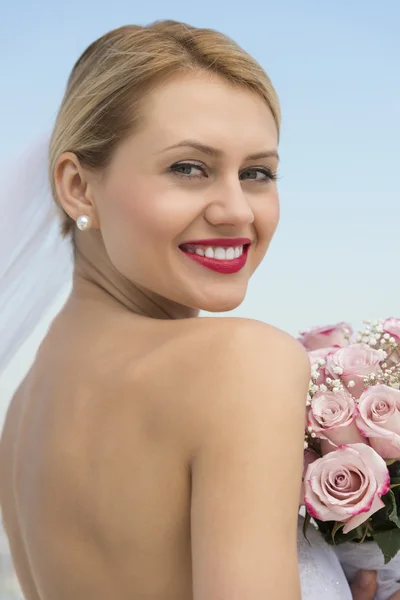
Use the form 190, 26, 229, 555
297, 515, 352, 599
0, 518, 352, 600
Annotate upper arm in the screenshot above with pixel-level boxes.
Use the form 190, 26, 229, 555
188, 320, 310, 600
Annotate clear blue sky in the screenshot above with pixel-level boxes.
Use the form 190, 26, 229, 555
0, 0, 399, 404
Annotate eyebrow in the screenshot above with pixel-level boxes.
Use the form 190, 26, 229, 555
161, 140, 280, 162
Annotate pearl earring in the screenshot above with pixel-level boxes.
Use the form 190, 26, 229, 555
76, 215, 92, 231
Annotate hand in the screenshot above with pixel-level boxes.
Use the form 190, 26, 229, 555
351, 570, 400, 600
351, 570, 377, 599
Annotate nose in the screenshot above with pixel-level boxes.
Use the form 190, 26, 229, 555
204, 179, 255, 228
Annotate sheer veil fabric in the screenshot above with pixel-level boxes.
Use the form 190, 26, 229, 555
0, 136, 73, 377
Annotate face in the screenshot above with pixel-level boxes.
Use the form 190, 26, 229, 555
86, 72, 279, 312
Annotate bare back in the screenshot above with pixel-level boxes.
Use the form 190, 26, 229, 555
0, 301, 202, 600
0, 286, 309, 600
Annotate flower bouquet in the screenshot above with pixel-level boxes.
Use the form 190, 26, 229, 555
300, 318, 400, 600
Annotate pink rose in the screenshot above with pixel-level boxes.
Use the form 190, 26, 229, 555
299, 322, 353, 351
304, 443, 390, 533
307, 389, 365, 454
300, 448, 319, 506
326, 343, 385, 398
308, 347, 338, 386
356, 384, 400, 459
383, 318, 400, 368
383, 317, 400, 342
308, 347, 339, 371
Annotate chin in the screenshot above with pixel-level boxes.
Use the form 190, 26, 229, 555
195, 290, 247, 313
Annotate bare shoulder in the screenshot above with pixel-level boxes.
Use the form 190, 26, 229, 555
116, 316, 310, 464
189, 315, 306, 351
162, 317, 310, 444
176, 316, 310, 386
221, 315, 304, 348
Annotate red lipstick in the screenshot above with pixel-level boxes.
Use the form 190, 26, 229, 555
179, 238, 251, 275
182, 238, 251, 247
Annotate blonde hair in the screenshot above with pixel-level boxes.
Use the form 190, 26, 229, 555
49, 20, 281, 235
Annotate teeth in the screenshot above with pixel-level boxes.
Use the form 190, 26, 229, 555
214, 247, 226, 260
205, 247, 214, 258
186, 245, 244, 260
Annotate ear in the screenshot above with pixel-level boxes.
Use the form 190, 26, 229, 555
54, 152, 100, 229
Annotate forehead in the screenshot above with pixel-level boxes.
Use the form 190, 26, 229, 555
134, 72, 278, 155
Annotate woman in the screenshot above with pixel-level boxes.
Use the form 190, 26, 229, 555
0, 20, 391, 600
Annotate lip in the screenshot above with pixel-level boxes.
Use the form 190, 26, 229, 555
179, 242, 250, 275
180, 237, 252, 247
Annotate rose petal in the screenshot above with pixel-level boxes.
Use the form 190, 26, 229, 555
383, 317, 400, 342
321, 423, 366, 453
370, 437, 400, 460
299, 322, 352, 351
343, 494, 385, 533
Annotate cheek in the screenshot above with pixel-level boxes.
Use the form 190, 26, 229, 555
97, 176, 200, 254
254, 192, 280, 242
98, 179, 160, 245
271, 197, 281, 229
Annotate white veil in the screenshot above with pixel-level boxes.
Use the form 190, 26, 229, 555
0, 136, 74, 377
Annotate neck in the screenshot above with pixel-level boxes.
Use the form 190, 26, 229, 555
70, 229, 199, 320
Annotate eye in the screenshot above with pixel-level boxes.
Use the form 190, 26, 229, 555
169, 162, 207, 179
240, 167, 277, 182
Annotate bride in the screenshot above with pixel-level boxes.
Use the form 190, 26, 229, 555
0, 19, 390, 600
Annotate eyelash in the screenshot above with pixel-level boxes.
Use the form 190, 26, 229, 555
169, 161, 278, 182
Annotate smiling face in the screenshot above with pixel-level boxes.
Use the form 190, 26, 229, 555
84, 71, 280, 312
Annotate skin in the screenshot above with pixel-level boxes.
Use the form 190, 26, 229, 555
351, 570, 400, 600
0, 70, 385, 600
